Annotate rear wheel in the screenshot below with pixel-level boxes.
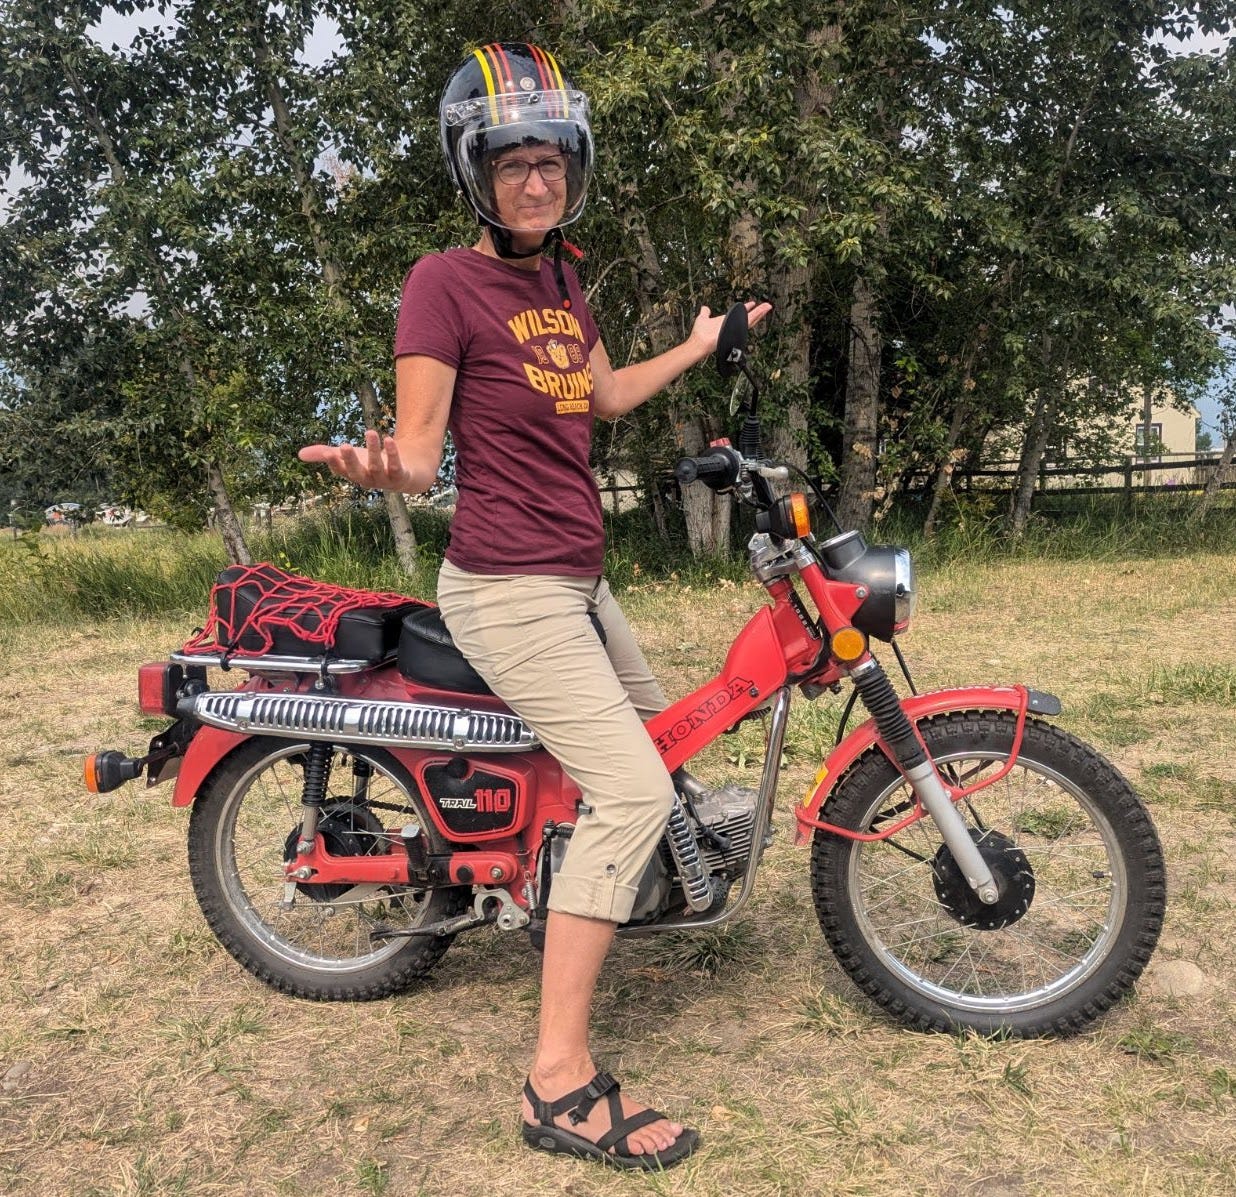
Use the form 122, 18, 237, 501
188, 738, 467, 1000
811, 712, 1164, 1036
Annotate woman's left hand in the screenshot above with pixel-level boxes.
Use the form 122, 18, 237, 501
687, 299, 773, 359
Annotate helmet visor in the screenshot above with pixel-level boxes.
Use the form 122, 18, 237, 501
444, 90, 593, 231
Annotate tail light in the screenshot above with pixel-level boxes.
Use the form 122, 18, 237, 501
138, 661, 207, 716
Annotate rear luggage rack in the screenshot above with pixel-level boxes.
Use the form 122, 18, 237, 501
170, 650, 377, 675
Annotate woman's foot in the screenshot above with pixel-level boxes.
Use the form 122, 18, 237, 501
522, 1063, 698, 1169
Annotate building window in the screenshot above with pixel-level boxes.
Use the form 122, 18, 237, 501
1134, 422, 1163, 460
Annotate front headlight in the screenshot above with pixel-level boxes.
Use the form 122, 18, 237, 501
892, 546, 916, 633
816, 531, 915, 641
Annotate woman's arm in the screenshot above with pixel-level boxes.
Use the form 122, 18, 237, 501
298, 355, 457, 495
590, 301, 771, 420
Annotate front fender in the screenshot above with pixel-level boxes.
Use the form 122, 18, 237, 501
171, 724, 249, 807
793, 685, 1061, 845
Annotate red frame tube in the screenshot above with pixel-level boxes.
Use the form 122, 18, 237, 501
284, 841, 521, 888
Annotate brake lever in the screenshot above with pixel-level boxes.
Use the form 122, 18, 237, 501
750, 464, 789, 483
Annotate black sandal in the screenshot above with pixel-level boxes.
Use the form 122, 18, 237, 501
522, 1071, 699, 1171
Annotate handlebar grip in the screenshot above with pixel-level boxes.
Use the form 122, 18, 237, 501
675, 449, 740, 489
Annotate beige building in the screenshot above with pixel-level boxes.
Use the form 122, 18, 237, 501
1131, 400, 1199, 458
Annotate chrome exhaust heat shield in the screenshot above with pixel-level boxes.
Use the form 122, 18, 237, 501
186, 691, 539, 753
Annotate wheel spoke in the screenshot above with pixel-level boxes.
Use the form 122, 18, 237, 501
812, 716, 1158, 1025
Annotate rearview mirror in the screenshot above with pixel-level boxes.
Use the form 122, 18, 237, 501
715, 303, 749, 379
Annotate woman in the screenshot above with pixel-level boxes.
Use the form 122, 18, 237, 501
301, 41, 769, 1170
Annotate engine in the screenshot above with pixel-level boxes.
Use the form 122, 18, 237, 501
539, 780, 761, 926
687, 783, 761, 877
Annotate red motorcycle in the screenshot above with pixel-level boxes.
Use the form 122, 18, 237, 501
85, 305, 1164, 1037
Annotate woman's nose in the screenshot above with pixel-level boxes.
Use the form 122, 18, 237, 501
523, 168, 550, 196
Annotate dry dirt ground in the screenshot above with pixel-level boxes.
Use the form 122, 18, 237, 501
0, 553, 1233, 1197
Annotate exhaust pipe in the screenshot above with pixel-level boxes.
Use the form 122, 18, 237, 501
184, 690, 539, 753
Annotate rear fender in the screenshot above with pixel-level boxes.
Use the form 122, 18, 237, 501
793, 685, 1061, 845
171, 725, 249, 807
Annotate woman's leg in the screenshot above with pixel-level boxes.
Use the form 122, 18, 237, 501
436, 564, 689, 1157
525, 911, 684, 1155
588, 577, 668, 722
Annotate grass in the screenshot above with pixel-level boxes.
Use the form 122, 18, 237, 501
1, 530, 1235, 1195
6, 487, 1236, 632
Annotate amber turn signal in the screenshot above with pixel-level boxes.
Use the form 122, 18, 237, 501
83, 750, 142, 794
755, 493, 813, 541
830, 626, 867, 662
788, 493, 811, 538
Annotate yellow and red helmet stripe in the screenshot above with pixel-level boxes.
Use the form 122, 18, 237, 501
485, 44, 521, 122
471, 46, 501, 124
530, 44, 569, 116
472, 43, 570, 123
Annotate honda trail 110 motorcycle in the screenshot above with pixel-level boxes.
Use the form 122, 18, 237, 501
85, 304, 1164, 1037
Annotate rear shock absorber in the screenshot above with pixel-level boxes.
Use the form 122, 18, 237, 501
295, 741, 334, 855
665, 794, 715, 912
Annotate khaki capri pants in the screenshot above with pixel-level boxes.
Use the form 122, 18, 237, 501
436, 560, 675, 923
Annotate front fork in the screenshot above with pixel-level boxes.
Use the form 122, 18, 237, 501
849, 658, 1000, 905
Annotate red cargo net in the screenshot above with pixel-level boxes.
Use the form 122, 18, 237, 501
180, 562, 415, 658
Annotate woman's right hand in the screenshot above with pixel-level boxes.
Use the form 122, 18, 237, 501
298, 430, 413, 493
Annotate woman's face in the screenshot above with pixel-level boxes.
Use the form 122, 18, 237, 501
489, 146, 568, 243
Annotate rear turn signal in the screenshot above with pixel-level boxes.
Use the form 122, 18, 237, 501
84, 751, 143, 794
830, 627, 867, 663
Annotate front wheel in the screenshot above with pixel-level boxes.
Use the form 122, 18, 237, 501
188, 738, 468, 1000
810, 712, 1164, 1037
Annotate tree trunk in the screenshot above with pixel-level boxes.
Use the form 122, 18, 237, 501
251, 13, 418, 574
358, 380, 420, 571
836, 272, 881, 531
1192, 432, 1236, 521
761, 29, 835, 472
922, 401, 968, 539
206, 461, 253, 565
1009, 388, 1056, 535
622, 192, 731, 556
1141, 380, 1155, 493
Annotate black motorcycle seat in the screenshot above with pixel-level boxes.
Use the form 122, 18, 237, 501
212, 564, 421, 662
397, 606, 494, 695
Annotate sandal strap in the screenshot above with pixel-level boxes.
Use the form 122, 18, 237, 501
567, 1071, 619, 1126
524, 1070, 621, 1128
522, 1077, 557, 1127
596, 1105, 667, 1154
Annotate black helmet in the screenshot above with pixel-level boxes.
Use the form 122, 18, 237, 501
439, 42, 594, 236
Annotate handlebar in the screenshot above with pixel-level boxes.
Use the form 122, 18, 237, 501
674, 447, 742, 491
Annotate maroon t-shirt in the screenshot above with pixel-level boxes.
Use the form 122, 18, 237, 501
394, 248, 603, 575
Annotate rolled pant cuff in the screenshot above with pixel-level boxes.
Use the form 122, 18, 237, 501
546, 871, 640, 924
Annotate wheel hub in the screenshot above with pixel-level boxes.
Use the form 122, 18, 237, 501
932, 828, 1035, 930
283, 801, 386, 902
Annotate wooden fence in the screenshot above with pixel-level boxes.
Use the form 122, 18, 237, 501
940, 452, 1235, 499
597, 452, 1235, 508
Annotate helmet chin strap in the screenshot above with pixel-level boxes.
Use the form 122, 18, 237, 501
485, 221, 551, 260
484, 223, 575, 311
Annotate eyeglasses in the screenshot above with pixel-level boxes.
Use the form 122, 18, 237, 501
492, 155, 568, 186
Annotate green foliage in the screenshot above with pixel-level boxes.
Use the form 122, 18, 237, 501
1, 0, 1234, 549
6, 492, 1236, 629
